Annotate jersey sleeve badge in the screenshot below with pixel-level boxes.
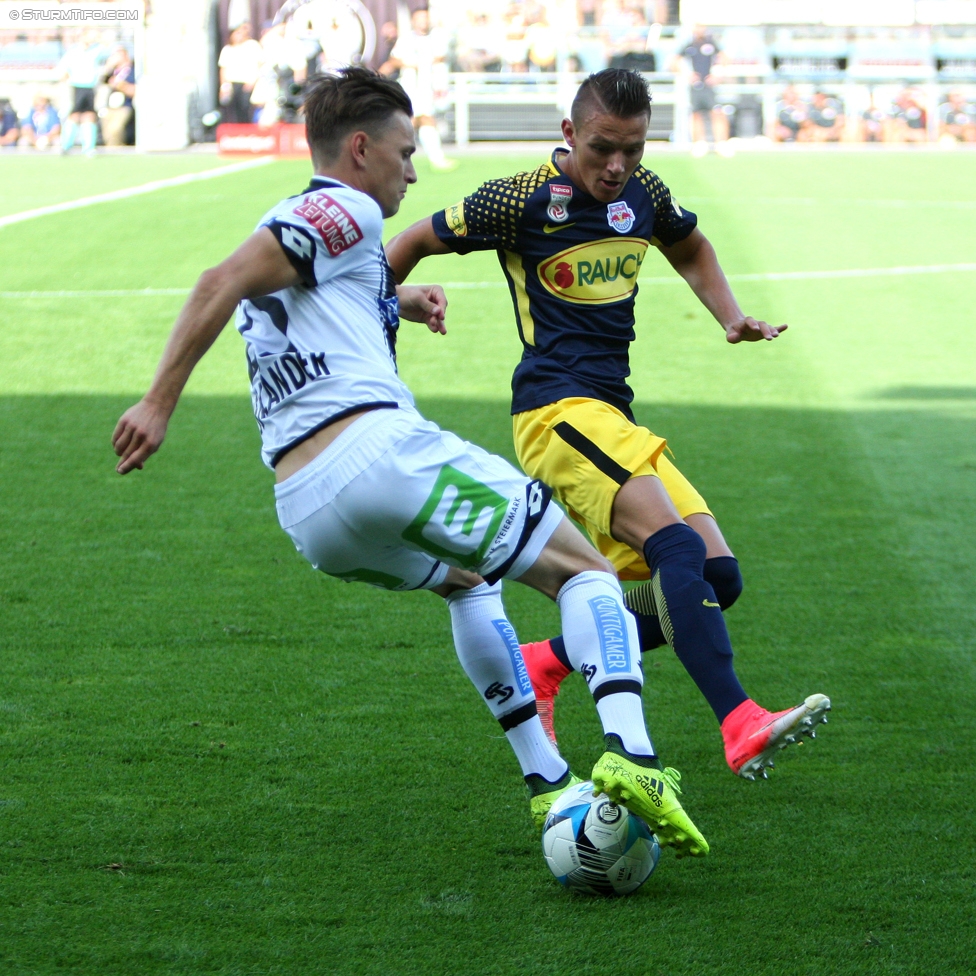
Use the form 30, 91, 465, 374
607, 201, 636, 234
546, 184, 573, 222
443, 201, 467, 237
293, 192, 363, 255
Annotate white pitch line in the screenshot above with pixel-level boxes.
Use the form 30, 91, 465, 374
724, 263, 976, 282
436, 263, 976, 287
0, 157, 276, 230
0, 288, 191, 298
680, 196, 976, 210
2, 262, 975, 299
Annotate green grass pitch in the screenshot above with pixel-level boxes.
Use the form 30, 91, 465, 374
1, 149, 975, 975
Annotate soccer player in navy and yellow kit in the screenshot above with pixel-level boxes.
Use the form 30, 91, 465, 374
387, 69, 830, 784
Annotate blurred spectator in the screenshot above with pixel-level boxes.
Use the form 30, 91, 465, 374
601, 0, 634, 28
801, 90, 844, 142
219, 22, 263, 124
578, 0, 598, 27
674, 25, 729, 156
860, 93, 886, 143
939, 91, 976, 143
455, 12, 503, 73
381, 8, 454, 170
773, 85, 805, 141
377, 20, 399, 72
18, 94, 60, 149
251, 21, 307, 126
608, 4, 657, 72
886, 89, 927, 143
0, 98, 20, 147
501, 5, 529, 72
58, 29, 108, 155
524, 4, 558, 72
101, 46, 135, 146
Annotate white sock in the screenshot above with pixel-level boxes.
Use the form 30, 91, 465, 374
447, 582, 567, 781
81, 121, 97, 153
556, 571, 655, 756
61, 119, 78, 150
505, 715, 568, 782
417, 124, 447, 166
597, 694, 653, 756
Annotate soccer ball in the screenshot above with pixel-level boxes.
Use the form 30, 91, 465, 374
541, 780, 660, 896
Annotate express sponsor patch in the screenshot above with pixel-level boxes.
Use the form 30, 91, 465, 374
293, 192, 362, 256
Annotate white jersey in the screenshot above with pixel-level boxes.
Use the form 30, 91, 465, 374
237, 177, 415, 469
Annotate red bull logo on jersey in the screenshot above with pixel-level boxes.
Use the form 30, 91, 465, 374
293, 192, 362, 256
537, 237, 648, 304
607, 200, 636, 233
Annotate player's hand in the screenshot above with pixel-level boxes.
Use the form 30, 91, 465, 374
725, 317, 788, 343
396, 283, 448, 335
112, 398, 170, 474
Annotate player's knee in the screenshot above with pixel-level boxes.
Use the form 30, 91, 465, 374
517, 520, 616, 599
703, 555, 743, 610
543, 551, 616, 597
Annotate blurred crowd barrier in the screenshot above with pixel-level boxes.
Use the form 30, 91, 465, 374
2, 0, 976, 149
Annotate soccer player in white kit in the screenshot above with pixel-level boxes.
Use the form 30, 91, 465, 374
112, 68, 707, 858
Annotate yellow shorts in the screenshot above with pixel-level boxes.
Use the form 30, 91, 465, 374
513, 397, 712, 580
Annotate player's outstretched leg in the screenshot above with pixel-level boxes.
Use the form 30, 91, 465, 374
643, 522, 830, 779
445, 581, 579, 829
520, 555, 744, 747
553, 569, 709, 857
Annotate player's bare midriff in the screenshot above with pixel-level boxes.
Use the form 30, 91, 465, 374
274, 407, 376, 483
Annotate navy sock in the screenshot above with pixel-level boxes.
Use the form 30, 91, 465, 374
704, 556, 743, 610
624, 556, 743, 652
549, 635, 572, 670
623, 583, 666, 650
643, 524, 748, 723
633, 612, 665, 650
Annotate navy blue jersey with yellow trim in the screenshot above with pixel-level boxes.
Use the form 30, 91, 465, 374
430, 149, 697, 419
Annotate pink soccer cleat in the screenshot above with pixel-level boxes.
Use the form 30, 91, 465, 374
722, 694, 831, 780
520, 640, 571, 746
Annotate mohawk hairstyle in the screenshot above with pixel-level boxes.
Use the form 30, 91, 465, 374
303, 66, 413, 163
570, 68, 652, 125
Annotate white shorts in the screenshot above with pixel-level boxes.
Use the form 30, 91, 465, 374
274, 407, 563, 591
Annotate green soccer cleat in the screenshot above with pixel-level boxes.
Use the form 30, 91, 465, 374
591, 753, 709, 858
527, 770, 583, 831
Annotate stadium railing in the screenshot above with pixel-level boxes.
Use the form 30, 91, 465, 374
445, 72, 687, 145
440, 73, 972, 145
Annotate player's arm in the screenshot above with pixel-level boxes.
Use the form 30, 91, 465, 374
386, 217, 451, 283
112, 228, 300, 474
658, 228, 787, 343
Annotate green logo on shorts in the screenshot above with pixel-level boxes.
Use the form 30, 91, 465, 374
402, 465, 508, 568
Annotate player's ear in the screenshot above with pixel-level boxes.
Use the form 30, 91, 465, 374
348, 130, 370, 168
561, 117, 576, 148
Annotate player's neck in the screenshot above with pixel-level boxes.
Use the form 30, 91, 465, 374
554, 147, 581, 186
312, 160, 362, 193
